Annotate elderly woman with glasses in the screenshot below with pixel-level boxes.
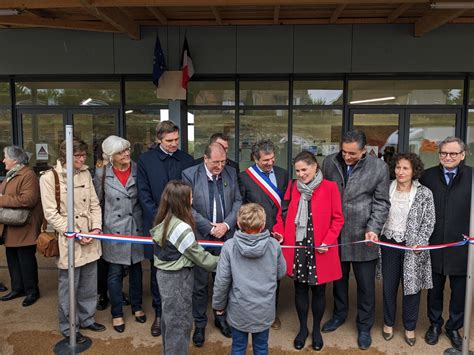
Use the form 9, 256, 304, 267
94, 135, 145, 333
40, 138, 105, 344
0, 146, 43, 306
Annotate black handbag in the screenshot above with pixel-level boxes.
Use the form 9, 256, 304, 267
0, 207, 31, 226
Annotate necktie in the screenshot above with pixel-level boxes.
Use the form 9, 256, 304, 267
213, 175, 224, 223
263, 171, 271, 178
446, 172, 455, 187
347, 165, 353, 177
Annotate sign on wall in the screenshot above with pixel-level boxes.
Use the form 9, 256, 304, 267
36, 143, 49, 161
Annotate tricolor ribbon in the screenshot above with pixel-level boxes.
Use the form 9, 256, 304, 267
64, 231, 473, 251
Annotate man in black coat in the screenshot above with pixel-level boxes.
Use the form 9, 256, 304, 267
420, 137, 471, 351
194, 132, 239, 172
238, 139, 288, 329
136, 121, 194, 337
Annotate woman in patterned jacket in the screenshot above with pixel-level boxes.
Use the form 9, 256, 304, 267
381, 152, 435, 346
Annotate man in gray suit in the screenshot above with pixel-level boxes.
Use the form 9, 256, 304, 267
321, 130, 390, 350
182, 142, 242, 347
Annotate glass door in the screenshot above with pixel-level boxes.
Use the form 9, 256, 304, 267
19, 110, 66, 173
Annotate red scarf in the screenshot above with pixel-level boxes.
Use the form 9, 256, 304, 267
113, 165, 131, 187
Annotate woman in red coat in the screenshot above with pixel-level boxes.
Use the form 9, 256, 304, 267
273, 151, 344, 352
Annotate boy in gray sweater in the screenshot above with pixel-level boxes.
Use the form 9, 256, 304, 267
213, 203, 287, 355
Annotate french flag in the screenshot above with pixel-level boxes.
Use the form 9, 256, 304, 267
181, 36, 194, 90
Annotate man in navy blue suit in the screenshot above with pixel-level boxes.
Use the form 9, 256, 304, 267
137, 121, 194, 337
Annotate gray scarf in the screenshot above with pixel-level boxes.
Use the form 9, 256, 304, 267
6, 164, 24, 182
295, 169, 323, 242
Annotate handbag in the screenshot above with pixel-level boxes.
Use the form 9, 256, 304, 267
0, 207, 31, 226
37, 169, 60, 257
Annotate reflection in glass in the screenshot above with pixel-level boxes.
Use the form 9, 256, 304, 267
22, 113, 64, 171
15, 81, 120, 106
125, 81, 167, 106
240, 81, 288, 106
187, 110, 235, 159
73, 112, 116, 169
353, 113, 399, 161
239, 110, 288, 171
349, 80, 464, 105
188, 81, 235, 106
0, 109, 12, 176
465, 110, 474, 166
0, 82, 10, 106
126, 109, 161, 161
470, 80, 474, 105
409, 113, 456, 169
293, 81, 343, 105
292, 109, 342, 167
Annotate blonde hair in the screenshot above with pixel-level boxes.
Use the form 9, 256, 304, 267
238, 203, 266, 233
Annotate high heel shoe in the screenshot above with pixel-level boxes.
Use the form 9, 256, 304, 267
134, 310, 147, 323
405, 330, 416, 346
383, 325, 394, 341
113, 317, 125, 333
312, 330, 324, 351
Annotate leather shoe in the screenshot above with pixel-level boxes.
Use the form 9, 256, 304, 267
22, 293, 40, 307
134, 310, 147, 324
151, 316, 161, 337
271, 316, 281, 330
96, 294, 108, 311
358, 331, 372, 350
81, 322, 106, 332
64, 332, 87, 344
425, 325, 441, 345
382, 325, 394, 341
321, 317, 345, 333
312, 340, 323, 351
214, 316, 232, 338
0, 290, 25, 301
193, 327, 205, 347
0, 282, 7, 292
446, 329, 462, 351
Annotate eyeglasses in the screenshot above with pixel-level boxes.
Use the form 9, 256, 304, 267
73, 153, 87, 159
117, 148, 131, 156
439, 151, 463, 159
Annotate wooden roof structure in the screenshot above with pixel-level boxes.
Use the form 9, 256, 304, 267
0, 1, 473, 40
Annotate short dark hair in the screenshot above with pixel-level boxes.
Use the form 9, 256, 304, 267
209, 133, 230, 144
58, 137, 88, 164
391, 152, 424, 181
251, 139, 275, 160
293, 150, 318, 167
156, 121, 179, 140
342, 130, 367, 150
204, 142, 226, 159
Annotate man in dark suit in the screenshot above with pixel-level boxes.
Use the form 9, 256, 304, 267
238, 139, 288, 330
420, 137, 471, 351
194, 132, 239, 172
136, 121, 194, 337
182, 142, 242, 347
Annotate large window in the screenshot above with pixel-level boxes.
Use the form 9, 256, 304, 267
0, 82, 12, 176
349, 80, 464, 105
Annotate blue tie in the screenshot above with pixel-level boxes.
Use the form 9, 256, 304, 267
446, 172, 455, 187
347, 165, 353, 177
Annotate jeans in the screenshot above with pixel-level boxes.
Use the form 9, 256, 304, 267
231, 327, 269, 355
108, 262, 143, 318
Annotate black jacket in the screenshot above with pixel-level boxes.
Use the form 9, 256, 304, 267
420, 163, 472, 276
238, 165, 288, 232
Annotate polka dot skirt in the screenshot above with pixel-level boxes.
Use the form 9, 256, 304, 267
293, 201, 317, 286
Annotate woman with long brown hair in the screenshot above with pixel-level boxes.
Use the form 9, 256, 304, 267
151, 180, 218, 354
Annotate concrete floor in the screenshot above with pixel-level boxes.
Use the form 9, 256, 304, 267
0, 248, 473, 355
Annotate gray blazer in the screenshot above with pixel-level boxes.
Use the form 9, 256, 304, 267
94, 162, 145, 265
182, 163, 242, 241
322, 152, 390, 262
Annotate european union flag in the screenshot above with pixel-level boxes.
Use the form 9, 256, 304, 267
152, 34, 166, 87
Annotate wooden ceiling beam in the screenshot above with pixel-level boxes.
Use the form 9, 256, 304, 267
25, 9, 51, 18
81, 1, 140, 39
0, 15, 119, 32
211, 6, 222, 25
414, 8, 467, 37
273, 5, 280, 24
388, 3, 412, 23
0, 0, 429, 10
330, 4, 346, 23
147, 6, 167, 24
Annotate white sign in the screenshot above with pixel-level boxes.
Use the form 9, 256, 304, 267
36, 144, 49, 161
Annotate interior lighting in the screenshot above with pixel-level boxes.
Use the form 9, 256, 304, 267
0, 9, 20, 15
81, 98, 92, 105
349, 96, 396, 104
125, 110, 133, 114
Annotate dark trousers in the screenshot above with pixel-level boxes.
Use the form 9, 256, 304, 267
97, 257, 109, 298
5, 245, 39, 296
109, 262, 143, 318
381, 241, 421, 331
331, 259, 377, 332
275, 280, 280, 312
150, 260, 162, 317
294, 281, 326, 337
231, 327, 270, 355
428, 272, 466, 331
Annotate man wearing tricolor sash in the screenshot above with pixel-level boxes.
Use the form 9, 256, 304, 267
238, 139, 288, 329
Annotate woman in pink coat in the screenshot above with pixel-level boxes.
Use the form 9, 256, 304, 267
273, 151, 344, 352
